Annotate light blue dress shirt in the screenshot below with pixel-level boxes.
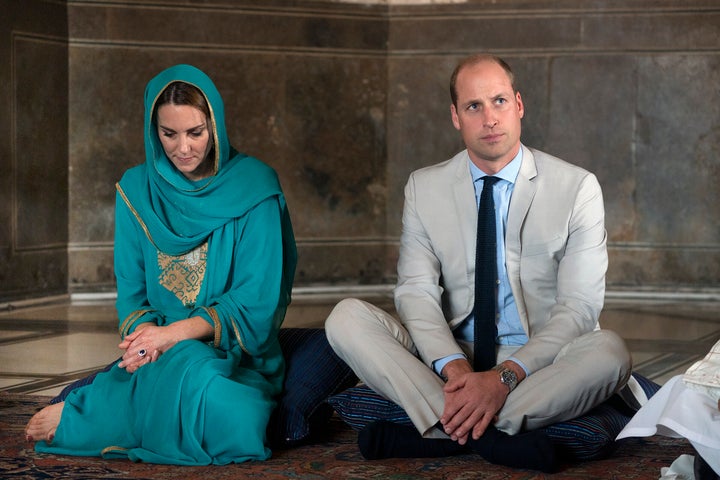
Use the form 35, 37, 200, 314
433, 149, 529, 376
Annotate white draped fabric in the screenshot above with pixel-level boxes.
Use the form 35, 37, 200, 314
617, 375, 720, 475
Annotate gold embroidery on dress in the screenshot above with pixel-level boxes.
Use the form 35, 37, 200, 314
101, 445, 129, 456
119, 309, 155, 338
230, 317, 249, 354
199, 306, 222, 348
117, 184, 158, 249
157, 243, 208, 308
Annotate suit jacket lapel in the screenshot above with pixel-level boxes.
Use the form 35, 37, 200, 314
506, 145, 537, 332
453, 151, 478, 276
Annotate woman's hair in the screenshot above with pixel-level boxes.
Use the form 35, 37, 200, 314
155, 81, 212, 121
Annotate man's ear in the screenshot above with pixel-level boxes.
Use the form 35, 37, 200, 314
516, 92, 525, 119
450, 103, 461, 130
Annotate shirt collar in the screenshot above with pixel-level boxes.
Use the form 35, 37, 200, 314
469, 146, 523, 185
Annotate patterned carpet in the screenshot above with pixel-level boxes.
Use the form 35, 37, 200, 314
1, 393, 694, 480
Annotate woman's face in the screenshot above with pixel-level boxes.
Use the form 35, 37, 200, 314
156, 103, 214, 181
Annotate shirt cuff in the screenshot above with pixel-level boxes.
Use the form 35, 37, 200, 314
433, 353, 467, 377
507, 356, 531, 376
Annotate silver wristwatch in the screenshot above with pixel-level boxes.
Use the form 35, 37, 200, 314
492, 365, 518, 393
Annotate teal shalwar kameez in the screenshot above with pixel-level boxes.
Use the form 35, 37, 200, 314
36, 65, 297, 465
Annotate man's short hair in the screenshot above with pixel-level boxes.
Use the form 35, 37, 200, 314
450, 54, 517, 107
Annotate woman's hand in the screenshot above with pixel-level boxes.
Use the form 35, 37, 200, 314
118, 324, 171, 373
118, 317, 214, 373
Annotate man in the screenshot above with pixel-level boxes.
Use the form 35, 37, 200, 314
325, 54, 632, 472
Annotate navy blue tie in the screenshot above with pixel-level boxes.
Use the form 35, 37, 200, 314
473, 176, 500, 371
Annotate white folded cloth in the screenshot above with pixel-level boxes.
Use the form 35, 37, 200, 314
616, 375, 720, 476
683, 340, 720, 403
659, 454, 696, 480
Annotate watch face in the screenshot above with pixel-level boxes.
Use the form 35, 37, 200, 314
500, 370, 517, 390
493, 365, 517, 391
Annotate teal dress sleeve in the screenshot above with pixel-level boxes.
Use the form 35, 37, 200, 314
114, 189, 164, 336
192, 196, 288, 360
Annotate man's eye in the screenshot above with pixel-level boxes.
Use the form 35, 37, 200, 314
467, 103, 478, 111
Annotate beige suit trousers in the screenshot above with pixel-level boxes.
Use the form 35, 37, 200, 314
326, 298, 632, 438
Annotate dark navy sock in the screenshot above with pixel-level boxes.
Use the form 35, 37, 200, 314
358, 421, 467, 459
358, 420, 558, 473
467, 425, 558, 473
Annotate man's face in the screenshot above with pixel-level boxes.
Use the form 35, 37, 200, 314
450, 60, 524, 173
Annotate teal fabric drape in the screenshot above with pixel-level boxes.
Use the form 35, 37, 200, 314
36, 64, 297, 465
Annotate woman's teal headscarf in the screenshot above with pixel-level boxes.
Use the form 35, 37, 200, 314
117, 64, 296, 295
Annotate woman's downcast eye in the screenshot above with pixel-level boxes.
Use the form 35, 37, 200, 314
159, 128, 205, 139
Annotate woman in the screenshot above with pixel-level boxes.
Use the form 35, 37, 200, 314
24, 64, 297, 465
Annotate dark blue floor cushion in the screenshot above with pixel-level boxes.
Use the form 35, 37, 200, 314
327, 372, 660, 462
51, 328, 357, 449
267, 328, 358, 447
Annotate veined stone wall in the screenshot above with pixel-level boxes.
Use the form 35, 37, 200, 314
1, 0, 718, 302
0, 0, 69, 302
383, 0, 720, 291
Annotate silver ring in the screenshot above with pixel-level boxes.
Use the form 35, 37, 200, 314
138, 349, 147, 358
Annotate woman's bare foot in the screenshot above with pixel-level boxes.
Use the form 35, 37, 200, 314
25, 402, 64, 443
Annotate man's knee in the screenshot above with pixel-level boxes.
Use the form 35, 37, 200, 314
592, 329, 632, 378
599, 329, 630, 359
562, 329, 631, 380
325, 298, 370, 347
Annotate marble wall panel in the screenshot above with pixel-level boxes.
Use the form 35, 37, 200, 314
2, 0, 719, 301
0, 9, 11, 251
68, 247, 115, 292
581, 11, 720, 51
390, 14, 582, 52
66, 1, 389, 291
68, 2, 387, 51
15, 37, 70, 250
385, 56, 463, 236
635, 55, 720, 245
272, 55, 388, 238
295, 241, 394, 285
607, 53, 720, 287
609, 246, 720, 288
385, 1, 719, 290
542, 55, 638, 242
0, 0, 68, 302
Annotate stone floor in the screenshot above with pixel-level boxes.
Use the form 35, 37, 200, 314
1, 289, 718, 397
